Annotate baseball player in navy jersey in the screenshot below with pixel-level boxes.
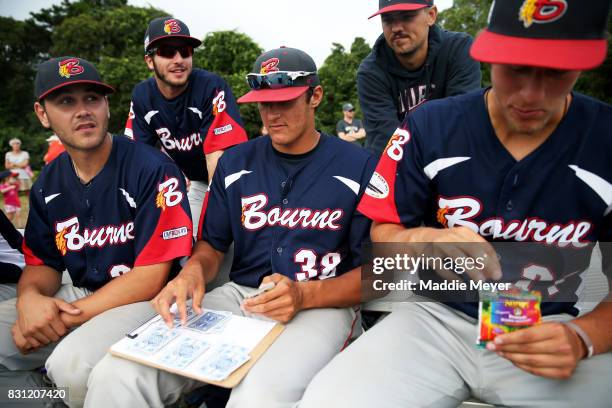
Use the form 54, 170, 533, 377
85, 47, 377, 408
125, 17, 248, 236
0, 57, 192, 407
300, 1, 612, 407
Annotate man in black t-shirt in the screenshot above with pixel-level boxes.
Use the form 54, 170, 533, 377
336, 103, 366, 147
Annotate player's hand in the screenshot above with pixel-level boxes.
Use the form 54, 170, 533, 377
15, 292, 81, 349
11, 323, 36, 354
426, 226, 502, 282
58, 310, 84, 329
487, 321, 586, 379
152, 265, 205, 328
242, 273, 304, 324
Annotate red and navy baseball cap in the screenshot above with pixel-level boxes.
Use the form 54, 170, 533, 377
369, 0, 434, 19
238, 47, 320, 104
471, 0, 611, 70
35, 57, 115, 101
144, 17, 202, 53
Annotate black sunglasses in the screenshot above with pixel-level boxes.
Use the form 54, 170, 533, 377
147, 44, 193, 59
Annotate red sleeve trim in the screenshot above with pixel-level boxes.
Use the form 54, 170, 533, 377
134, 247, 192, 267
124, 101, 135, 139
357, 128, 411, 224
203, 111, 248, 154
135, 198, 194, 266
22, 240, 45, 266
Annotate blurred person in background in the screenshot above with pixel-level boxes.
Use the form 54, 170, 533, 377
5, 138, 32, 193
43, 134, 66, 165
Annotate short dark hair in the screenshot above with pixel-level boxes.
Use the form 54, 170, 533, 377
305, 87, 315, 103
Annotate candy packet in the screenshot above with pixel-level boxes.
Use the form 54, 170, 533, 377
477, 287, 542, 348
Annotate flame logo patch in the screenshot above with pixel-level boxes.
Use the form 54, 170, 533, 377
58, 58, 84, 79
519, 0, 567, 28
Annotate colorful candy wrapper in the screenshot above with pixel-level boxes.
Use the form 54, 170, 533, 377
477, 287, 542, 348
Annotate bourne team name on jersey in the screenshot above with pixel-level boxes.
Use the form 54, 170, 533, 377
241, 194, 344, 231
125, 69, 247, 182
200, 134, 377, 288
53, 176, 184, 256
55, 218, 135, 255
23, 137, 193, 291
435, 196, 592, 246
358, 90, 612, 317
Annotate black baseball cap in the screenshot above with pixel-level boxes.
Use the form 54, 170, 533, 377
144, 17, 202, 53
35, 57, 114, 101
238, 47, 320, 103
369, 0, 434, 19
471, 0, 611, 70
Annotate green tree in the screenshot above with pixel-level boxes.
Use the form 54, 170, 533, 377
439, 1, 611, 102
0, 16, 53, 168
194, 31, 263, 138
0, 1, 169, 168
317, 37, 372, 135
574, 16, 612, 104
438, 0, 492, 85
50, 5, 168, 132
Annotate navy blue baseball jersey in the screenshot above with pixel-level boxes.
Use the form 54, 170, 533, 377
22, 136, 193, 292
358, 89, 612, 318
125, 68, 248, 182
199, 134, 377, 288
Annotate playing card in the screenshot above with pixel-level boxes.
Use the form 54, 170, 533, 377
187, 311, 231, 332
129, 323, 179, 355
158, 337, 210, 369
196, 344, 250, 381
171, 303, 198, 326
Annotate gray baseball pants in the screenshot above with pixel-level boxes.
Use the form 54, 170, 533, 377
299, 301, 612, 408
85, 282, 360, 408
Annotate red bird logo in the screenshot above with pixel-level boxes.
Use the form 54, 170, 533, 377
260, 58, 280, 74
519, 0, 567, 28
58, 58, 84, 79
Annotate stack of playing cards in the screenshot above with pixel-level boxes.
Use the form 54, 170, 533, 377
186, 310, 232, 334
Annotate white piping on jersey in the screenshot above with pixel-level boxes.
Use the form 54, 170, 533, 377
333, 176, 360, 196
44, 193, 61, 204
225, 170, 253, 189
124, 127, 133, 139
569, 165, 612, 216
119, 188, 137, 209
424, 157, 471, 180
188, 107, 203, 120
144, 110, 159, 125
